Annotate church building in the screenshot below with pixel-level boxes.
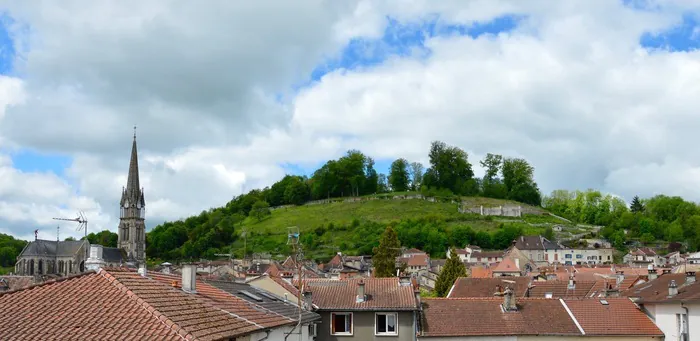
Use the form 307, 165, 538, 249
14, 131, 145, 276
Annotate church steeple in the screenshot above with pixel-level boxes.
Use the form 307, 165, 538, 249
118, 127, 146, 264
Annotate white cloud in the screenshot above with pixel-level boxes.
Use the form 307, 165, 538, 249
1, 1, 700, 240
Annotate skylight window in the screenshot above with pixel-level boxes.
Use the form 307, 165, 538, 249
600, 299, 609, 305
258, 292, 278, 301
239, 290, 264, 302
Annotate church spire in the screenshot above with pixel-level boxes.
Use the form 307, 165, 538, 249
126, 126, 140, 200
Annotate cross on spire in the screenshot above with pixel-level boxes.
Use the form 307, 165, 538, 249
133, 125, 137, 140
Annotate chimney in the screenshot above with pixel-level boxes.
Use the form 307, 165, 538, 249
356, 280, 366, 303
501, 287, 517, 312
568, 277, 576, 290
515, 258, 520, 270
182, 264, 197, 294
669, 280, 678, 297
648, 268, 658, 281
137, 266, 147, 278
686, 272, 696, 284
303, 291, 313, 310
663, 269, 672, 275
399, 275, 411, 286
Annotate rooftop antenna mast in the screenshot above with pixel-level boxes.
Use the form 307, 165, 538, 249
285, 226, 303, 341
53, 211, 88, 239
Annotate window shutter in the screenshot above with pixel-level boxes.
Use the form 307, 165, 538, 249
331, 314, 336, 334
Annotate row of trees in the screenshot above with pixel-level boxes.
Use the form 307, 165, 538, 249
543, 190, 700, 251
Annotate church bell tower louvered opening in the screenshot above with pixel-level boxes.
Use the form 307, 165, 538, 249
118, 128, 146, 263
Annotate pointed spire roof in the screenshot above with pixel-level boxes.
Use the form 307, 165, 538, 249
122, 127, 143, 207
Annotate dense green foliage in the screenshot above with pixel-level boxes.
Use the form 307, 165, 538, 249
435, 248, 467, 297
145, 140, 544, 261
83, 230, 118, 248
372, 226, 401, 277
543, 190, 700, 251
0, 233, 27, 271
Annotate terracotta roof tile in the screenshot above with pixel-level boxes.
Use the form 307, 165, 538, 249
448, 278, 531, 298
305, 278, 418, 311
625, 273, 699, 302
0, 271, 182, 340
563, 298, 663, 336
527, 280, 599, 298
492, 259, 519, 273
468, 266, 493, 279
146, 272, 295, 330
421, 298, 580, 337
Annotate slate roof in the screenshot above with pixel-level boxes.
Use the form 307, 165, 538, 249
513, 235, 562, 251
420, 297, 662, 337
206, 280, 321, 324
18, 239, 88, 257
102, 247, 127, 263
304, 278, 418, 311
420, 298, 580, 337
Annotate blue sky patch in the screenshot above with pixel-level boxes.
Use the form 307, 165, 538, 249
10, 149, 72, 176
640, 14, 700, 51
302, 14, 523, 87
0, 13, 16, 75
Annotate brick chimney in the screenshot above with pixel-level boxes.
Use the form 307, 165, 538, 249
356, 279, 366, 303
668, 280, 678, 297
686, 272, 696, 284
182, 264, 197, 294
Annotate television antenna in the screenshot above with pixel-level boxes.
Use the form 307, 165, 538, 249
53, 211, 89, 239
285, 226, 304, 341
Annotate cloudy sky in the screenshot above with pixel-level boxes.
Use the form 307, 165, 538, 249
1, 0, 699, 241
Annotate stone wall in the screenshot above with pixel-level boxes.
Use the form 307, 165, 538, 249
458, 205, 523, 217
269, 194, 542, 216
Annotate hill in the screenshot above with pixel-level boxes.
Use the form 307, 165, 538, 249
147, 192, 574, 263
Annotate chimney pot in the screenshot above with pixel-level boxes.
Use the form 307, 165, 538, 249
502, 287, 517, 312
356, 280, 366, 303
668, 280, 678, 297
686, 272, 696, 284
182, 264, 197, 294
138, 266, 147, 278
303, 291, 313, 310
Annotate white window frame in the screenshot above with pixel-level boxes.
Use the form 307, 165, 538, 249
330, 312, 353, 336
375, 312, 399, 336
308, 323, 317, 337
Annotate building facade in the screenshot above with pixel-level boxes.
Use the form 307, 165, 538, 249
118, 132, 146, 263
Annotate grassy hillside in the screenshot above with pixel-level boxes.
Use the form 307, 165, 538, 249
232, 195, 564, 260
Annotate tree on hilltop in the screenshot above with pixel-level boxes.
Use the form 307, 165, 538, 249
373, 226, 402, 277
630, 195, 644, 213
435, 248, 467, 297
389, 158, 410, 192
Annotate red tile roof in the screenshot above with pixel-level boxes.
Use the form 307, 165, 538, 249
420, 297, 663, 337
563, 298, 663, 336
0, 269, 294, 340
469, 266, 493, 278
492, 258, 519, 273
527, 280, 599, 298
625, 273, 699, 303
305, 278, 418, 311
146, 272, 295, 329
448, 277, 531, 298
421, 298, 580, 337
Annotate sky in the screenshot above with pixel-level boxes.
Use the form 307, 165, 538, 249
1, 0, 700, 241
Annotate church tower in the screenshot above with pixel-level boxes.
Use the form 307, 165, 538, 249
118, 129, 146, 263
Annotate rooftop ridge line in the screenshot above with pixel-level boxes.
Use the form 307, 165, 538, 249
0, 270, 97, 297
559, 298, 585, 335
97, 269, 191, 341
